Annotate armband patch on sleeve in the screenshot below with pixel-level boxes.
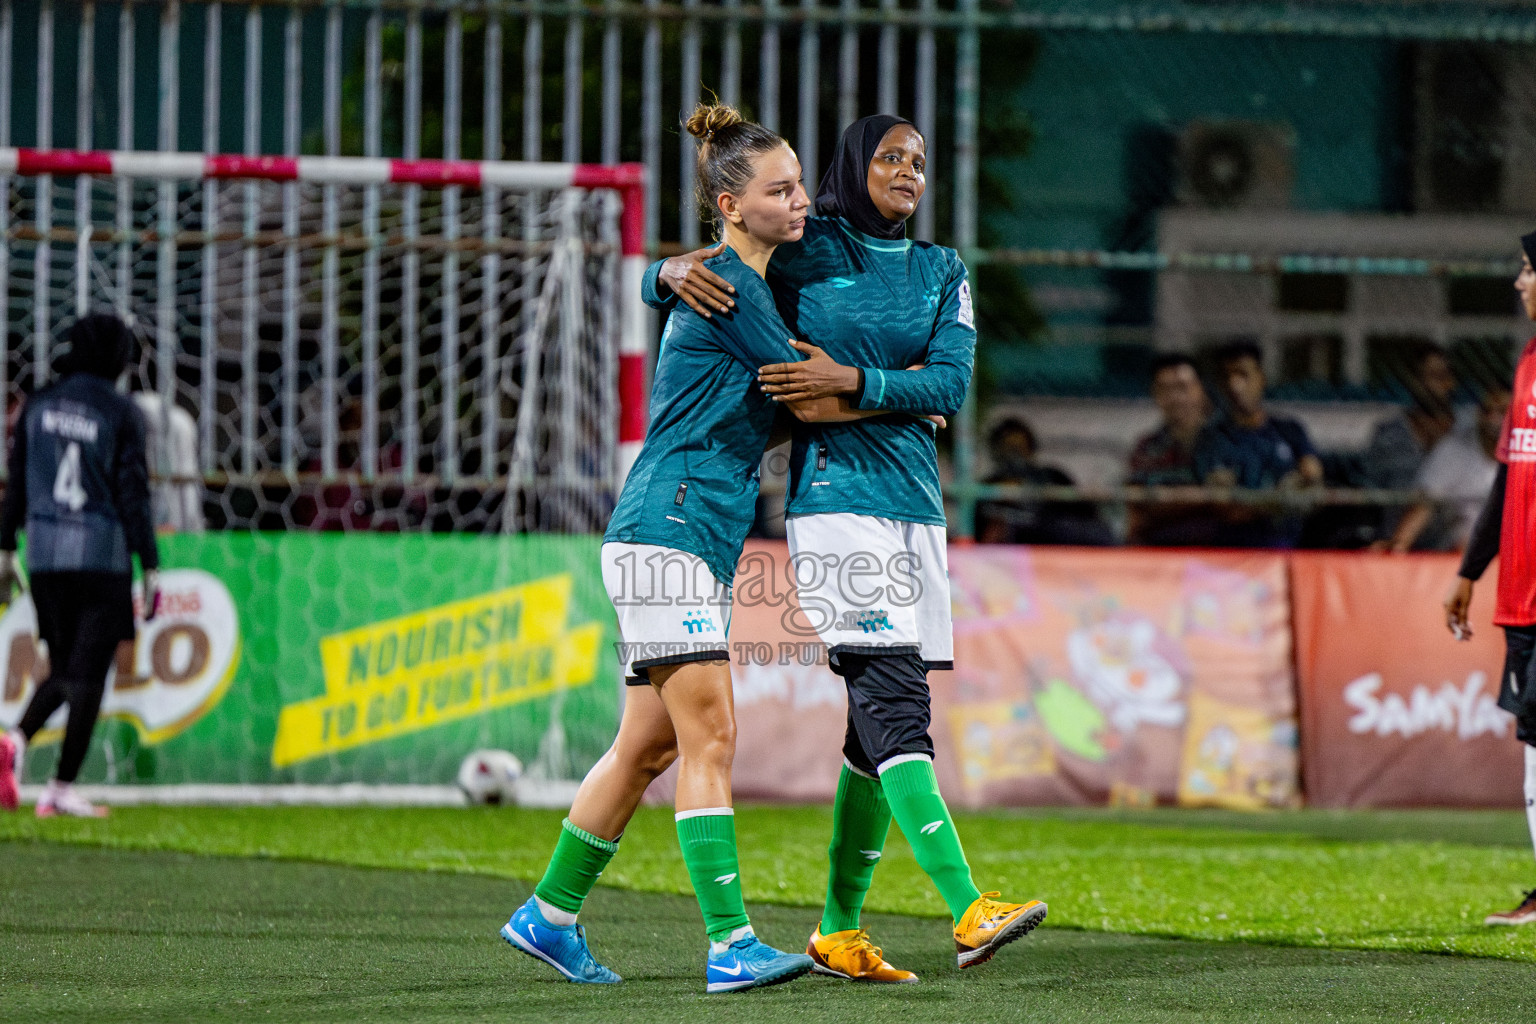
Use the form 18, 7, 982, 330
957, 279, 975, 329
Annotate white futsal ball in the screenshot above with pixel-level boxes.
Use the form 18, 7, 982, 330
456, 749, 523, 805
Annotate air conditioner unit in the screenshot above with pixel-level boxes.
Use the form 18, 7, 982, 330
1409, 43, 1536, 214
1177, 120, 1295, 210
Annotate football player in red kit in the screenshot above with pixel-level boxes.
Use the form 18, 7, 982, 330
1446, 230, 1536, 926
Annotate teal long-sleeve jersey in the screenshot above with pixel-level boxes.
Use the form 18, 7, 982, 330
641, 216, 974, 527
606, 247, 802, 586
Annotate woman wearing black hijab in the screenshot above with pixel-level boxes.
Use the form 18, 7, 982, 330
642, 116, 1047, 978
1446, 230, 1536, 927
0, 313, 160, 819
814, 113, 923, 241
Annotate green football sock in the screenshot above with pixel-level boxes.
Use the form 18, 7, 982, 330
880, 756, 981, 924
675, 808, 751, 942
821, 765, 892, 934
532, 818, 620, 917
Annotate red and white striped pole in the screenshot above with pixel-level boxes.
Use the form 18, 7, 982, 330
574, 163, 648, 486
0, 147, 650, 487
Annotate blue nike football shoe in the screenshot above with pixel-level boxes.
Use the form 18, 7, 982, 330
705, 933, 814, 994
501, 897, 621, 984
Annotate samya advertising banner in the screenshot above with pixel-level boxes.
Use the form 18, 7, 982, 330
1291, 553, 1521, 808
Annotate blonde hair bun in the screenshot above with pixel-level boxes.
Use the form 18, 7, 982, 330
685, 103, 746, 143
680, 102, 786, 228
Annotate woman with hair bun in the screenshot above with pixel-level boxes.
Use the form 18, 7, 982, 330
501, 104, 916, 995
645, 115, 1047, 980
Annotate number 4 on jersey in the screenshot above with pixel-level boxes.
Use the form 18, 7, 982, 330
53, 441, 88, 512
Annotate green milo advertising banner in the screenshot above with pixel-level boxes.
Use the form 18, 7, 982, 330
0, 534, 622, 786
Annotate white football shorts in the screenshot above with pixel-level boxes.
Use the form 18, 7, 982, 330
600, 542, 733, 684
783, 513, 953, 669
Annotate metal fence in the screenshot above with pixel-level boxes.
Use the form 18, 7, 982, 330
10, 1, 1536, 542
4, 0, 987, 251
6, 0, 992, 531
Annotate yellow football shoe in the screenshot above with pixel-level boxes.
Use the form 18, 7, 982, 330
953, 892, 1047, 968
807, 927, 918, 983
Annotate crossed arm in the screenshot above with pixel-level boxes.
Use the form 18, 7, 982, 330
650, 244, 949, 425
758, 341, 946, 427
764, 340, 898, 424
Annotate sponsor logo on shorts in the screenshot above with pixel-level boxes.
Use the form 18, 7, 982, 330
682, 610, 719, 635
840, 609, 893, 634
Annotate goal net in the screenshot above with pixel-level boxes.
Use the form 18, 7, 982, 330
1, 149, 647, 532
0, 150, 647, 802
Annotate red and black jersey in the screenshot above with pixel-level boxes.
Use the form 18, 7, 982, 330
1495, 337, 1536, 625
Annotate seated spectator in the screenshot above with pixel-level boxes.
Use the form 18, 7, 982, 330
1125, 352, 1221, 546
1384, 387, 1508, 552
976, 415, 1114, 546
1195, 340, 1323, 548
1361, 342, 1458, 491
1359, 341, 1458, 542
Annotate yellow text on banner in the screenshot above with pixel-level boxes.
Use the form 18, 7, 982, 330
271, 575, 600, 767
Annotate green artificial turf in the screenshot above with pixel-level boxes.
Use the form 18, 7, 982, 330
2, 841, 1533, 1024
2, 804, 1534, 962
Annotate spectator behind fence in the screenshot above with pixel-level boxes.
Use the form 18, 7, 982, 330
291, 397, 421, 531
975, 415, 1114, 546
1125, 352, 1221, 546
1361, 342, 1458, 492
131, 390, 204, 533
1355, 341, 1458, 545
1383, 387, 1508, 553
1195, 340, 1323, 548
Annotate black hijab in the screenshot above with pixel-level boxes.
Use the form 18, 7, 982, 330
59, 313, 134, 381
815, 114, 919, 241
1523, 231, 1536, 267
